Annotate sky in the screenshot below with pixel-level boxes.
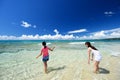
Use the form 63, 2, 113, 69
0, 0, 120, 40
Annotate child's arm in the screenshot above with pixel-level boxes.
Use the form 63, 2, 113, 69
88, 48, 91, 64
36, 51, 42, 59
48, 47, 55, 51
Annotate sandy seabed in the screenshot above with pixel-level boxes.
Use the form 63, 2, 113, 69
34, 55, 120, 80
0, 41, 120, 80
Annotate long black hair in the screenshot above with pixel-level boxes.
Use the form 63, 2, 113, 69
85, 42, 98, 50
42, 41, 47, 48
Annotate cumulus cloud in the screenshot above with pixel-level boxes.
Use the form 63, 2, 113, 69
91, 31, 106, 38
77, 28, 120, 39
18, 34, 75, 40
68, 29, 87, 34
0, 34, 75, 40
21, 21, 37, 28
54, 29, 59, 35
0, 28, 120, 40
93, 28, 120, 38
21, 21, 31, 28
0, 29, 75, 40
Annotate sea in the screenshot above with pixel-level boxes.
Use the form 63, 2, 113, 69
0, 39, 120, 80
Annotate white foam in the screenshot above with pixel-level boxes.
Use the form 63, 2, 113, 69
47, 42, 52, 45
68, 42, 94, 45
38, 42, 51, 45
69, 42, 85, 45
111, 52, 120, 57
109, 49, 120, 57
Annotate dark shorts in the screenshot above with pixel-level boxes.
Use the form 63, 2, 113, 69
42, 56, 49, 62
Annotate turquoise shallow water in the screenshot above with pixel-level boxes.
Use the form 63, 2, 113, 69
0, 40, 119, 55
0, 40, 120, 80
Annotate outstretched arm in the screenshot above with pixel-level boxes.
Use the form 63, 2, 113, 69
36, 51, 42, 59
49, 47, 55, 51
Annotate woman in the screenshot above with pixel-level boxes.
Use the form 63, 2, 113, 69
85, 42, 102, 73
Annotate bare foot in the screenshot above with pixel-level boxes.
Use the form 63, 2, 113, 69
93, 71, 98, 74
45, 71, 48, 74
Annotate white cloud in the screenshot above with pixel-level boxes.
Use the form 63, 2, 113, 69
21, 21, 31, 28
0, 28, 120, 40
68, 29, 87, 34
0, 35, 17, 40
21, 21, 37, 28
91, 31, 106, 39
110, 32, 120, 36
0, 29, 75, 40
93, 31, 106, 37
54, 29, 59, 35
77, 28, 120, 39
18, 34, 75, 40
104, 11, 115, 16
0, 34, 74, 40
104, 28, 120, 33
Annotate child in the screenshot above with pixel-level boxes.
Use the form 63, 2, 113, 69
36, 41, 55, 73
85, 42, 102, 73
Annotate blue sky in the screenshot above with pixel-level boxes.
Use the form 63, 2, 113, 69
0, 0, 120, 40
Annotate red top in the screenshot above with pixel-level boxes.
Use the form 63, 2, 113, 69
41, 46, 49, 57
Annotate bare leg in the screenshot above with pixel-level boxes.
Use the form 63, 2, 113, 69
43, 62, 48, 73
94, 61, 100, 73
96, 61, 100, 72
94, 61, 97, 73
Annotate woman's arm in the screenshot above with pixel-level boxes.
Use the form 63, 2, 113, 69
88, 48, 91, 64
36, 51, 42, 59
49, 47, 55, 51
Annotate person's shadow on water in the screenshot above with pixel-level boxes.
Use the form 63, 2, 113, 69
99, 67, 110, 74
48, 66, 66, 73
